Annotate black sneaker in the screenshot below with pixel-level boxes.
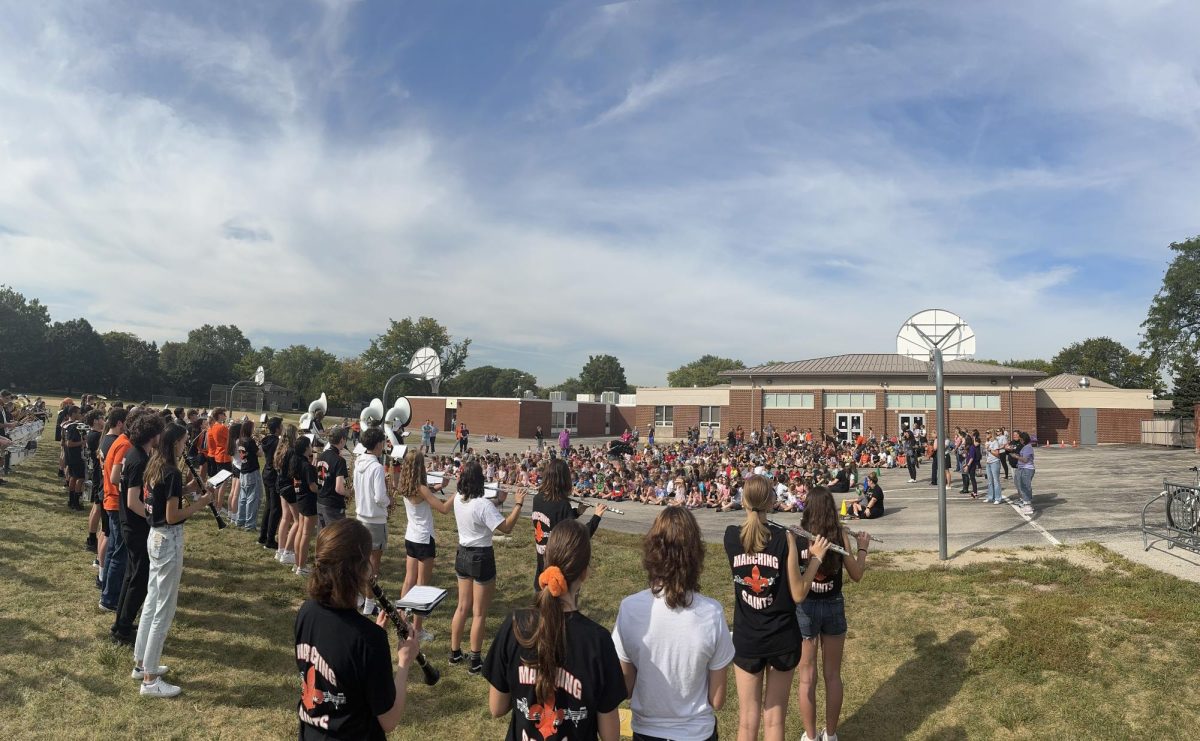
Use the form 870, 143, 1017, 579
448, 649, 465, 665
468, 655, 483, 675
85, 535, 98, 553
110, 630, 134, 647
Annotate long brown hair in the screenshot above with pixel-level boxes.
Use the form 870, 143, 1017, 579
801, 486, 844, 577
396, 449, 428, 503
144, 423, 187, 492
538, 458, 571, 501
308, 519, 372, 609
643, 507, 704, 609
274, 424, 297, 471
739, 475, 773, 553
515, 519, 590, 705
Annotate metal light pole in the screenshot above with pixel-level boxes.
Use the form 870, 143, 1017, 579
933, 347, 948, 561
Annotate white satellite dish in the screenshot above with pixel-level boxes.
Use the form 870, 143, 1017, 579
896, 309, 975, 361
254, 365, 265, 386
408, 347, 443, 394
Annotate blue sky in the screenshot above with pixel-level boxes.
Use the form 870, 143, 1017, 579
2, 0, 1198, 386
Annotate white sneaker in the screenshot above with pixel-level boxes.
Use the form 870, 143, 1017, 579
294, 566, 310, 577
820, 732, 839, 741
131, 665, 169, 680
908, 479, 916, 483
139, 678, 181, 697
801, 733, 817, 741
280, 551, 296, 565
417, 629, 435, 643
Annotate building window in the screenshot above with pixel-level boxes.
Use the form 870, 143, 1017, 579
699, 406, 721, 427
949, 394, 1000, 410
552, 411, 578, 429
763, 393, 815, 409
654, 406, 674, 426
823, 393, 876, 409
886, 393, 937, 409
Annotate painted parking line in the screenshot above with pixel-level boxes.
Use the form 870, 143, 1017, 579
1007, 500, 1061, 546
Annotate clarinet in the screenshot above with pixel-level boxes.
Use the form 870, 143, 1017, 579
179, 454, 227, 530
370, 577, 440, 686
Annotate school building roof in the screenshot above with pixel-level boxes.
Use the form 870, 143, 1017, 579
1034, 373, 1117, 390
721, 353, 1047, 378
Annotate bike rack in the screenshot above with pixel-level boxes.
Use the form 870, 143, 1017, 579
1142, 480, 1200, 553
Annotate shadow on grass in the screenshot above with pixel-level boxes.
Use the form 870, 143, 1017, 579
838, 630, 976, 741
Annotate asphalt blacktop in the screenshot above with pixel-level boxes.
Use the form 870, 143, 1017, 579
464, 438, 1200, 583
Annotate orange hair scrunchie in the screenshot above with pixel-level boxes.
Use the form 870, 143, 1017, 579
538, 566, 568, 597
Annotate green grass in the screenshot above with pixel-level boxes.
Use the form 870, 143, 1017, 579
3, 425, 1200, 739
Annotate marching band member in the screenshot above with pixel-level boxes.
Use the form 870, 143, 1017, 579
289, 436, 321, 577
795, 488, 869, 741
112, 412, 166, 646
484, 519, 626, 741
353, 428, 391, 610
205, 408, 232, 514
257, 417, 283, 549
395, 448, 454, 640
133, 423, 215, 697
449, 460, 526, 674
531, 458, 606, 591
612, 507, 733, 741
724, 476, 828, 741
274, 424, 299, 565
294, 519, 421, 737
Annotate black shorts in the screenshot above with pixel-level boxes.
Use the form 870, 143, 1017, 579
405, 538, 437, 560
732, 650, 801, 674
66, 459, 85, 478
99, 510, 110, 536
279, 481, 297, 504
454, 546, 496, 584
206, 459, 219, 477
297, 492, 317, 518
89, 479, 103, 504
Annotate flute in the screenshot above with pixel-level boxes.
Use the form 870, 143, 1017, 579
369, 578, 440, 686
570, 497, 624, 515
766, 520, 850, 556
179, 454, 228, 530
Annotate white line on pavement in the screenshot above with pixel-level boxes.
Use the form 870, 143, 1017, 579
1009, 500, 1061, 546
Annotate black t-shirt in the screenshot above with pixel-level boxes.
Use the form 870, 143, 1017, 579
98, 433, 117, 467
261, 434, 279, 471
483, 610, 626, 741
55, 410, 67, 441
316, 448, 348, 510
829, 469, 850, 493
531, 495, 601, 581
278, 450, 296, 495
799, 534, 844, 601
119, 446, 151, 535
865, 484, 884, 515
65, 423, 84, 463
146, 468, 185, 528
723, 525, 798, 658
294, 599, 394, 740
294, 458, 317, 499
87, 430, 103, 484
237, 436, 260, 474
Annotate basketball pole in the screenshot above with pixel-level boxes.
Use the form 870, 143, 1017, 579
933, 346, 948, 560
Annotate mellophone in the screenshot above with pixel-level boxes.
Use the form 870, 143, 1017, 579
369, 578, 440, 686
178, 453, 228, 530
766, 520, 881, 557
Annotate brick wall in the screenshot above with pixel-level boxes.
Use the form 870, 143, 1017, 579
1096, 409, 1153, 444
577, 403, 607, 437
455, 398, 523, 439
408, 398, 451, 434
610, 406, 637, 436
1037, 407, 1078, 446
518, 400, 552, 439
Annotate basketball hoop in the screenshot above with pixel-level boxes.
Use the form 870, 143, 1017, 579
408, 347, 443, 396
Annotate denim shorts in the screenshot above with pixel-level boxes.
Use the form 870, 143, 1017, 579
796, 596, 847, 638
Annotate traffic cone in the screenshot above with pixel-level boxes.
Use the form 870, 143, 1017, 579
839, 499, 848, 517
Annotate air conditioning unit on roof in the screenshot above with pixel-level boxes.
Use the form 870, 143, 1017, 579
549, 391, 564, 401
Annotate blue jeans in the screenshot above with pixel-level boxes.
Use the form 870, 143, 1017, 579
986, 461, 1002, 501
100, 511, 126, 607
235, 471, 262, 528
1015, 468, 1035, 506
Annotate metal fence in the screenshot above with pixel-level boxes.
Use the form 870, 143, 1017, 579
1141, 418, 1196, 448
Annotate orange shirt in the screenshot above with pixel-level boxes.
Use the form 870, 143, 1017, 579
207, 422, 230, 464
103, 434, 132, 512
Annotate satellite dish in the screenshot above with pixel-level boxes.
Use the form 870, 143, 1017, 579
408, 347, 443, 394
254, 366, 265, 386
896, 309, 975, 361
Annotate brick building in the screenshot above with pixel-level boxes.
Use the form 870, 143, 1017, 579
402, 396, 637, 440
635, 354, 1046, 442
1034, 374, 1158, 445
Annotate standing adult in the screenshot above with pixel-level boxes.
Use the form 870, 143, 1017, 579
558, 427, 571, 457
984, 430, 1004, 504
902, 430, 919, 483
960, 430, 979, 498
421, 420, 437, 454
995, 427, 1011, 479
535, 425, 544, 451
1013, 432, 1036, 515
315, 428, 349, 532
457, 423, 470, 455
613, 507, 733, 741
724, 476, 829, 741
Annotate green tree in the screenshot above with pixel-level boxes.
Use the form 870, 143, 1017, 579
490, 368, 538, 398
1169, 351, 1200, 419
0, 285, 51, 388
318, 358, 375, 409
1142, 236, 1200, 369
360, 317, 470, 396
234, 346, 276, 383
667, 355, 744, 387
447, 366, 539, 397
101, 332, 161, 399
578, 354, 630, 395
159, 341, 227, 402
541, 377, 584, 399
186, 324, 252, 381
974, 358, 1053, 373
46, 319, 107, 395
270, 345, 339, 403
1049, 338, 1156, 388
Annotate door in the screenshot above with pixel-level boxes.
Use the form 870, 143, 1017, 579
836, 413, 864, 443
898, 414, 926, 435
1078, 408, 1097, 445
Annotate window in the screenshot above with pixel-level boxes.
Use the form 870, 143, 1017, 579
823, 393, 876, 409
699, 406, 721, 427
886, 393, 937, 409
950, 394, 1000, 410
763, 393, 815, 409
654, 406, 674, 426
552, 411, 578, 429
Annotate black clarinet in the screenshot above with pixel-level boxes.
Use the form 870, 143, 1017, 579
370, 577, 439, 686
179, 454, 227, 530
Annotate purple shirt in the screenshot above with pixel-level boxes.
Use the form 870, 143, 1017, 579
1017, 444, 1035, 470
559, 429, 570, 448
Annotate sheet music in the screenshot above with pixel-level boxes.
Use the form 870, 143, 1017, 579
207, 469, 233, 488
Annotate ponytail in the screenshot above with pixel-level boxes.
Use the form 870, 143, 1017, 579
739, 475, 772, 553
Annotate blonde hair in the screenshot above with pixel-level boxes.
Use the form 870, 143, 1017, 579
396, 449, 428, 503
739, 475, 773, 553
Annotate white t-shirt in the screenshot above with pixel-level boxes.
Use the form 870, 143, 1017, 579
404, 495, 434, 544
453, 495, 505, 548
611, 589, 735, 741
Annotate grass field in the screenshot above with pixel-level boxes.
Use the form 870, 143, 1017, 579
3, 422, 1200, 740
